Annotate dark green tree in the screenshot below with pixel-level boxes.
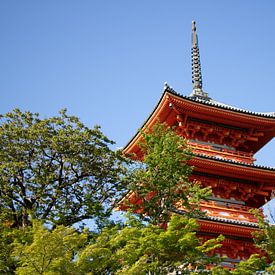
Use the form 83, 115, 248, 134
0, 109, 127, 228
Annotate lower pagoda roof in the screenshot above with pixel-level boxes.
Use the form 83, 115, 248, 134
174, 209, 258, 239
191, 154, 275, 182
195, 154, 275, 171
174, 208, 258, 228
198, 219, 257, 239
201, 215, 258, 228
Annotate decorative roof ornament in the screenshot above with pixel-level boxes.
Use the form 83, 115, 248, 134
190, 21, 211, 101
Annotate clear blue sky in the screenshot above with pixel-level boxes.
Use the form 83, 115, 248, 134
1, 1, 275, 167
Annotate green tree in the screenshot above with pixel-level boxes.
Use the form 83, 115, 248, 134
0, 225, 16, 274
232, 254, 268, 275
0, 109, 127, 228
211, 254, 268, 275
125, 122, 211, 225
249, 209, 275, 274
210, 209, 275, 275
252, 209, 275, 263
1, 120, 227, 274
13, 221, 87, 275
77, 214, 223, 274
0, 222, 33, 274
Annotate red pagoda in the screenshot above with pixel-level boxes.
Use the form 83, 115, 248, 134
123, 21, 275, 267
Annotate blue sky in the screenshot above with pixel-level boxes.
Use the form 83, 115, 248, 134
1, 1, 275, 168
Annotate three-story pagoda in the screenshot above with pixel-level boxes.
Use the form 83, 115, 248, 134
123, 21, 275, 267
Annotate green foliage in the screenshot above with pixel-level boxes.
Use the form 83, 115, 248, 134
0, 223, 32, 274
231, 254, 267, 275
3, 111, 274, 274
0, 109, 128, 227
13, 221, 87, 275
4, 218, 271, 275
77, 214, 223, 274
127, 122, 211, 225
210, 265, 231, 275
0, 225, 16, 274
211, 254, 268, 275
209, 208, 275, 275
251, 209, 275, 262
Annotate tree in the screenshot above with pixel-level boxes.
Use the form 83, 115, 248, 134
77, 214, 223, 274
125, 122, 211, 225
211, 254, 268, 275
0, 109, 127, 228
210, 209, 275, 275
13, 221, 87, 275
252, 209, 275, 263
1, 215, 221, 275
249, 209, 275, 274
0, 220, 34, 274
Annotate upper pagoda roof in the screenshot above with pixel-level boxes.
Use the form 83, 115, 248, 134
167, 85, 275, 119
124, 21, 275, 159
124, 85, 275, 153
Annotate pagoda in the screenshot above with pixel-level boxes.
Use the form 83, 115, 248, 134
123, 21, 275, 267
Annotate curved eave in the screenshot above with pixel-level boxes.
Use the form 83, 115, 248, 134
167, 86, 275, 120
124, 86, 275, 155
191, 155, 275, 182
167, 89, 275, 153
123, 91, 170, 155
198, 219, 257, 238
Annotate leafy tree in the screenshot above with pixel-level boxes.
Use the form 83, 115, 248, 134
77, 214, 223, 274
252, 209, 275, 263
211, 254, 268, 275
210, 209, 275, 275
0, 109, 127, 228
125, 122, 211, 225
249, 209, 275, 274
232, 254, 268, 275
13, 221, 87, 275
0, 222, 33, 274
0, 225, 16, 274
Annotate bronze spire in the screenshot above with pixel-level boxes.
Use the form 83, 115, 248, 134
190, 21, 211, 100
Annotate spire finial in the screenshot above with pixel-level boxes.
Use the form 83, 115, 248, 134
192, 20, 196, 31
192, 21, 197, 46
190, 21, 211, 101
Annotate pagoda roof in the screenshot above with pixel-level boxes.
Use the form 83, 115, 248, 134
174, 209, 258, 239
195, 154, 275, 172
191, 155, 275, 185
174, 208, 258, 228
124, 84, 275, 155
166, 85, 275, 119
124, 21, 275, 155
202, 215, 258, 228
198, 218, 257, 239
